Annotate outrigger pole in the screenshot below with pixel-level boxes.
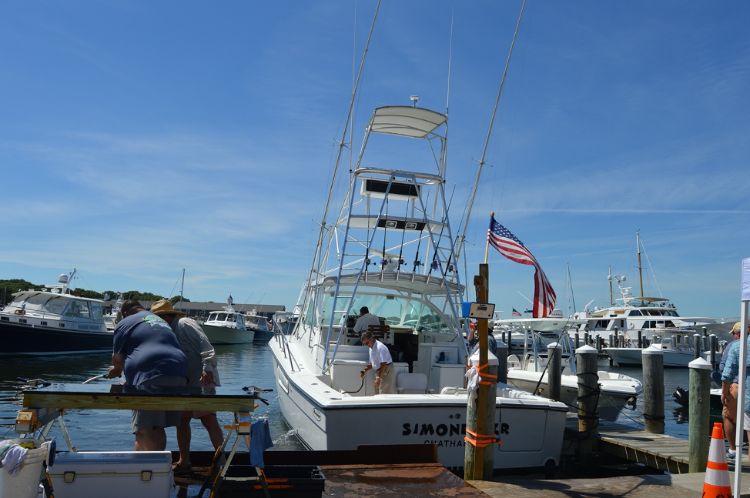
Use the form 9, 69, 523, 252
296, 0, 382, 333
454, 0, 528, 263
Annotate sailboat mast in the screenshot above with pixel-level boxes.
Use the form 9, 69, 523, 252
636, 231, 644, 298
179, 268, 185, 305
608, 266, 614, 306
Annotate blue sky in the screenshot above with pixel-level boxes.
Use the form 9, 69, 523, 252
0, 1, 747, 319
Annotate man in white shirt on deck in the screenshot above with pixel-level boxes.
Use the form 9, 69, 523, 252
360, 330, 395, 394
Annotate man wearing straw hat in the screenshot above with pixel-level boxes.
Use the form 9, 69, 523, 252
151, 299, 223, 473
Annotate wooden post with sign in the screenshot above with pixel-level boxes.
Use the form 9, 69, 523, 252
464, 263, 497, 479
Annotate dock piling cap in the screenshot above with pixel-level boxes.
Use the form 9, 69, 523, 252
642, 344, 663, 355
689, 357, 712, 370
575, 345, 597, 355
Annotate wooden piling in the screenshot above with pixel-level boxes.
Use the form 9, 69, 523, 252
688, 357, 711, 472
464, 263, 496, 480
584, 332, 589, 346
693, 333, 701, 359
576, 345, 599, 463
575, 332, 580, 349
496, 339, 508, 384
547, 343, 562, 402
637, 330, 642, 349
709, 334, 718, 370
642, 346, 665, 434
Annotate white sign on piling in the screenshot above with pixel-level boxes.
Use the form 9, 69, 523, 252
733, 258, 750, 495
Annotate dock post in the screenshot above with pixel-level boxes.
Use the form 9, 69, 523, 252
496, 339, 508, 384
584, 332, 589, 346
547, 342, 562, 401
693, 333, 702, 359
507, 330, 512, 355
464, 264, 497, 480
576, 345, 599, 463
688, 357, 711, 472
613, 327, 619, 347
637, 330, 642, 349
596, 336, 603, 353
709, 334, 718, 370
608, 334, 614, 349
575, 332, 580, 349
642, 346, 665, 434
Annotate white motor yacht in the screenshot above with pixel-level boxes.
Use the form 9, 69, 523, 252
270, 105, 568, 471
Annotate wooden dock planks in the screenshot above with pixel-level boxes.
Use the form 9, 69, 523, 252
596, 423, 690, 473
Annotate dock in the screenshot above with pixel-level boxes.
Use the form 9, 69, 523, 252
596, 422, 690, 473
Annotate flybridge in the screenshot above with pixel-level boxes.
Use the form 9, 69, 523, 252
361, 178, 420, 199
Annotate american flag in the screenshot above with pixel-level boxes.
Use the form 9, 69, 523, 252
512, 308, 522, 317
487, 215, 557, 318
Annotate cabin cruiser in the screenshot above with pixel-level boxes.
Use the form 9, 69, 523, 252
492, 308, 585, 353
270, 105, 568, 471
0, 270, 111, 355
201, 296, 254, 345
244, 311, 274, 342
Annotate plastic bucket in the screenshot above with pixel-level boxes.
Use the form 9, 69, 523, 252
0, 444, 48, 498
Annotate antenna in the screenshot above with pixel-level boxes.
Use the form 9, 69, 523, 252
409, 95, 420, 107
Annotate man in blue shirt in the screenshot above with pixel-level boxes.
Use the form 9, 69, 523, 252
722, 322, 750, 461
107, 300, 188, 451
718, 322, 742, 459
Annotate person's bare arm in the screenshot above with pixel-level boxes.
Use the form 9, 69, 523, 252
107, 352, 124, 378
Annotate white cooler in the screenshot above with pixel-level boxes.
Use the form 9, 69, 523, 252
47, 451, 173, 498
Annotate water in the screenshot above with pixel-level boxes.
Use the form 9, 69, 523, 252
0, 345, 696, 451
601, 362, 692, 438
0, 343, 304, 451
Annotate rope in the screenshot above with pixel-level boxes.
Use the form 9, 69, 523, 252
464, 427, 502, 448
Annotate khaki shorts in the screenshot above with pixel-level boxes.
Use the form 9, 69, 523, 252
131, 375, 187, 433
723, 383, 738, 423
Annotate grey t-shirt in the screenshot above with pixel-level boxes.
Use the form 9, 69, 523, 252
171, 317, 218, 387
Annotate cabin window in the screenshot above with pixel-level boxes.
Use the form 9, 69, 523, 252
64, 300, 91, 319
44, 296, 68, 315
628, 310, 642, 316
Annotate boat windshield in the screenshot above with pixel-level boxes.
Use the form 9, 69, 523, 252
314, 292, 455, 332
8, 293, 102, 320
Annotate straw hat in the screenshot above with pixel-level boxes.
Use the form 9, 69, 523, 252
150, 299, 186, 317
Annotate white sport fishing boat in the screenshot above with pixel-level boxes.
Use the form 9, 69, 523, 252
201, 296, 254, 345
270, 105, 568, 471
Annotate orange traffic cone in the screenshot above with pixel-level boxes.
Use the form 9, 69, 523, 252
703, 421, 733, 498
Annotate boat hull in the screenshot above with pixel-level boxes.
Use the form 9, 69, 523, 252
271, 350, 567, 470
0, 321, 112, 355
506, 369, 639, 421
251, 329, 274, 343
604, 347, 695, 368
201, 324, 254, 345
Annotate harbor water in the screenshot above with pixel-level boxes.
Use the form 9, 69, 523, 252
0, 344, 694, 451
0, 342, 304, 452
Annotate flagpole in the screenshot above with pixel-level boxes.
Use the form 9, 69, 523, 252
484, 212, 493, 264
